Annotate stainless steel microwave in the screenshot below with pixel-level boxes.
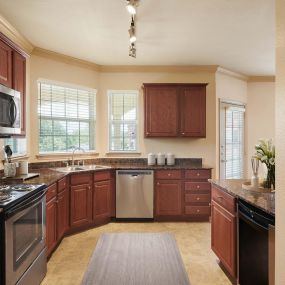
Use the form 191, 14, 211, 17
0, 84, 21, 136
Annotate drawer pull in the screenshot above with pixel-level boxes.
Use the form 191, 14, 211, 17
168, 173, 171, 176
217, 196, 223, 200
197, 185, 200, 189
196, 197, 200, 201
157, 182, 160, 185
196, 209, 200, 213
197, 173, 200, 176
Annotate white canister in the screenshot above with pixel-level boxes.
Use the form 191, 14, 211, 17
147, 153, 156, 166
157, 153, 166, 166
166, 153, 175, 166
18, 161, 29, 175
4, 163, 17, 177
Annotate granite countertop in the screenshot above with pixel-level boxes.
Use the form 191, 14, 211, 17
19, 162, 211, 186
210, 179, 275, 215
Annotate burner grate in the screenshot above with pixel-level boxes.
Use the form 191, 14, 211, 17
10, 185, 36, 192
0, 192, 11, 202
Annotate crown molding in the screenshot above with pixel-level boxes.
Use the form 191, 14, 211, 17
0, 13, 34, 54
248, 76, 275, 82
216, 66, 249, 81
99, 65, 219, 73
32, 47, 100, 72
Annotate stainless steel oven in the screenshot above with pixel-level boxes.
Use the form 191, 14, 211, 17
0, 84, 21, 136
5, 190, 47, 285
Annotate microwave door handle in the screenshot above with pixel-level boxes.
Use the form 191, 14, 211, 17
11, 99, 17, 126
8, 99, 13, 125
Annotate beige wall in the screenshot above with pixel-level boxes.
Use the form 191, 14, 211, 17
215, 71, 248, 178
276, 0, 285, 283
247, 82, 275, 179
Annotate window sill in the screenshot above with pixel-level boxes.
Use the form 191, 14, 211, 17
36, 152, 99, 159
105, 151, 141, 156
10, 155, 29, 161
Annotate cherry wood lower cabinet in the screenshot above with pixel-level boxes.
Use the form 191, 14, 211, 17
93, 180, 111, 221
46, 178, 69, 258
46, 196, 57, 257
70, 173, 93, 228
211, 186, 237, 279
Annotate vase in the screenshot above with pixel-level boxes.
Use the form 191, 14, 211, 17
263, 165, 275, 190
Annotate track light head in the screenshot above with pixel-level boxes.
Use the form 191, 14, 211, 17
129, 17, 136, 43
129, 43, 136, 58
126, 0, 139, 15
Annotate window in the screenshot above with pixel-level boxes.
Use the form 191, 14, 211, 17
220, 102, 245, 179
38, 82, 96, 153
3, 138, 27, 157
108, 91, 138, 152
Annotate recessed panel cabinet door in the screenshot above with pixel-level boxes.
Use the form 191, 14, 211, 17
13, 51, 26, 135
144, 85, 178, 137
0, 40, 12, 88
155, 180, 182, 216
46, 198, 57, 257
57, 188, 69, 241
180, 86, 206, 137
93, 180, 111, 220
211, 201, 237, 278
70, 184, 92, 228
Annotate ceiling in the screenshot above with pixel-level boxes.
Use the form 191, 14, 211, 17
0, 0, 275, 75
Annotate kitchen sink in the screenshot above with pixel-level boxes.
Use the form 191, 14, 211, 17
55, 165, 111, 173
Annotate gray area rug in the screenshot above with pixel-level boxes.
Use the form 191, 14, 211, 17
81, 233, 190, 285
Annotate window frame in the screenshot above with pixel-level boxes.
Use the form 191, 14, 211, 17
107, 90, 139, 153
37, 79, 97, 155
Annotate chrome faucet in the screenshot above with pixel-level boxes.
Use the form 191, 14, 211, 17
71, 147, 85, 166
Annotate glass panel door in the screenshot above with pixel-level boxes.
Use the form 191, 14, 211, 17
220, 101, 245, 179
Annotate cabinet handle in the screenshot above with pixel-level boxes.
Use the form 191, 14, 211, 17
196, 209, 200, 213
217, 196, 223, 200
196, 197, 200, 201
181, 132, 185, 135
209, 203, 211, 206
197, 185, 200, 189
167, 173, 171, 176
157, 182, 160, 185
197, 173, 200, 176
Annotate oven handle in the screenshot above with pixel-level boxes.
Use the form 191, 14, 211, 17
5, 190, 47, 218
239, 210, 268, 232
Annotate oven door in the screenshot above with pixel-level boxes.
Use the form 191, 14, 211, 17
0, 84, 21, 135
5, 191, 46, 285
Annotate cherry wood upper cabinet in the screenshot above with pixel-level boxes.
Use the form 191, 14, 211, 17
144, 84, 179, 137
13, 51, 26, 136
0, 40, 12, 88
143, 83, 207, 138
180, 85, 206, 137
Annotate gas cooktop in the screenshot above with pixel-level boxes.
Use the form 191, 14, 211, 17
0, 184, 47, 210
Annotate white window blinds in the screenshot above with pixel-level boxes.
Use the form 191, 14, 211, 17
224, 105, 245, 179
38, 82, 96, 153
108, 91, 138, 152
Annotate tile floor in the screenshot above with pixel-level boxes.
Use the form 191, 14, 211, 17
41, 222, 231, 285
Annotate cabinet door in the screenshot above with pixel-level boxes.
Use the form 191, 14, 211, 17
93, 180, 111, 220
144, 85, 178, 137
70, 183, 92, 228
0, 40, 12, 87
13, 51, 26, 136
57, 188, 69, 241
155, 180, 182, 216
180, 85, 206, 137
211, 201, 237, 278
46, 198, 57, 257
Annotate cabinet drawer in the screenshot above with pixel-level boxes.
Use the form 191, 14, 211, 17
185, 182, 210, 192
155, 170, 182, 180
185, 193, 210, 204
212, 186, 236, 214
46, 183, 57, 202
185, 206, 210, 216
185, 169, 211, 180
94, 170, 111, 182
58, 177, 67, 193
70, 173, 92, 185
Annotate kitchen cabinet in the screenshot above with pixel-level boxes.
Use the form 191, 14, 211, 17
93, 171, 111, 224
12, 51, 26, 136
143, 83, 207, 138
46, 184, 58, 257
70, 173, 93, 228
57, 178, 69, 241
0, 39, 12, 88
211, 186, 237, 278
155, 170, 183, 217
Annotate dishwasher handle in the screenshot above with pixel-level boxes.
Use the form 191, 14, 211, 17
117, 170, 153, 175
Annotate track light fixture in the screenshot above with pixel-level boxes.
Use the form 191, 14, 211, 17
129, 43, 136, 58
126, 0, 139, 15
129, 17, 136, 43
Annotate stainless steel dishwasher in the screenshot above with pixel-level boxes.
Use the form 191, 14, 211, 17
116, 170, 154, 218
